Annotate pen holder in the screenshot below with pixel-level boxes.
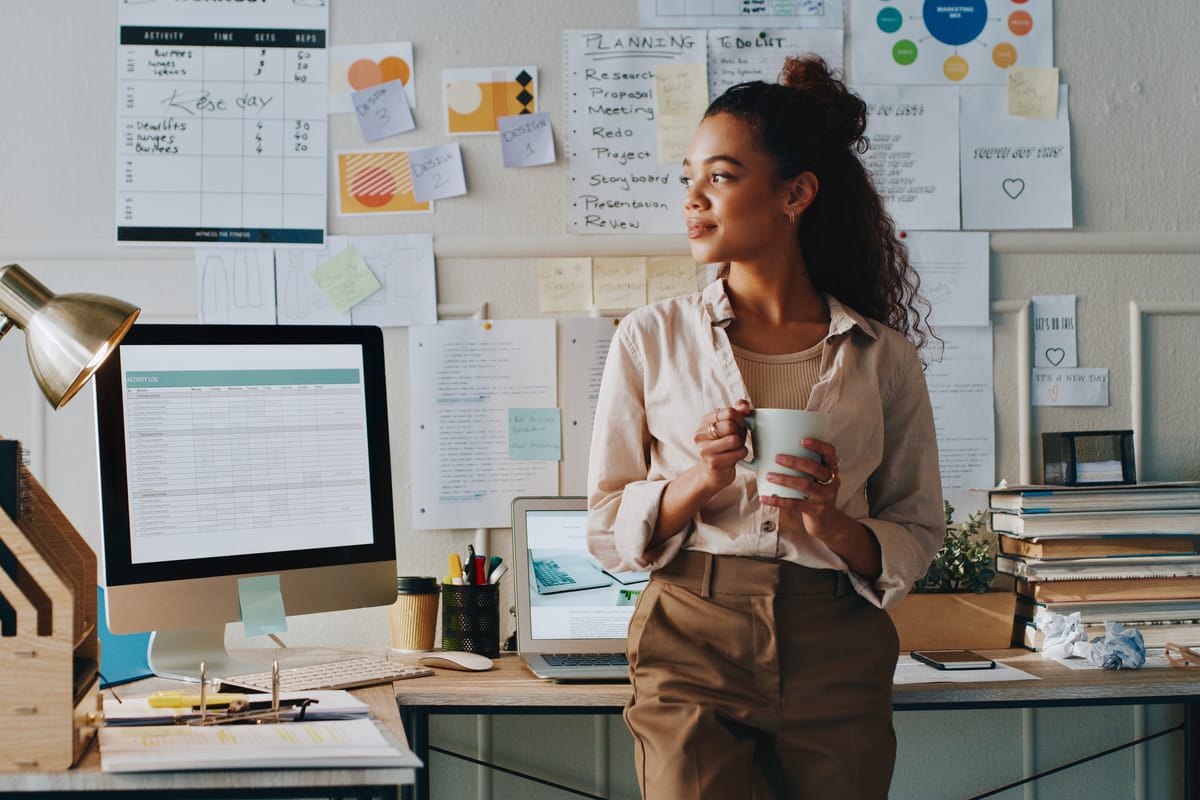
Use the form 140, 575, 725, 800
441, 583, 500, 658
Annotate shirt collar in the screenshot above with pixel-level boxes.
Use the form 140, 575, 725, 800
702, 279, 880, 342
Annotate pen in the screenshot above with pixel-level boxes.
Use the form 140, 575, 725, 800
148, 691, 248, 709
488, 563, 508, 584
474, 554, 487, 585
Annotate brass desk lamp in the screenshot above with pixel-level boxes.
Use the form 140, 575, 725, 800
0, 263, 140, 408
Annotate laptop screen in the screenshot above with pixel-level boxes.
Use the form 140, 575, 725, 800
523, 507, 649, 642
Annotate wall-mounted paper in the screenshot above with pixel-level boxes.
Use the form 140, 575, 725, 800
646, 256, 699, 302
707, 28, 843, 98
856, 84, 960, 231
336, 149, 433, 215
640, 0, 846, 29
1032, 295, 1077, 368
329, 42, 415, 113
196, 248, 277, 324
311, 245, 382, 314
508, 408, 562, 461
960, 84, 1072, 230
409, 142, 468, 201
275, 244, 351, 325
499, 112, 556, 168
408, 319, 558, 529
444, 66, 537, 135
850, 0, 1052, 85
537, 258, 593, 312
654, 62, 708, 164
560, 317, 620, 495
238, 574, 287, 637
565, 29, 706, 234
352, 78, 415, 141
593, 256, 647, 310
906, 232, 989, 327
1008, 67, 1059, 119
1033, 368, 1109, 407
347, 234, 437, 328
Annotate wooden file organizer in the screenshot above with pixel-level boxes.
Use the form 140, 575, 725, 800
0, 469, 101, 770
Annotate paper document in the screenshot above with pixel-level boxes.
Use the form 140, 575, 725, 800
100, 717, 419, 772
102, 690, 371, 726
893, 656, 1038, 685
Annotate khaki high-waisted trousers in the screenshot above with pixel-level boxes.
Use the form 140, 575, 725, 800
624, 550, 899, 799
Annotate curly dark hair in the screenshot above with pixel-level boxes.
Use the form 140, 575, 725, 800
706, 56, 935, 354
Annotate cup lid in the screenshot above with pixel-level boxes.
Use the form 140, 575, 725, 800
396, 576, 440, 594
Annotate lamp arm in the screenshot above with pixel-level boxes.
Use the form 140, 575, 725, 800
0, 313, 11, 338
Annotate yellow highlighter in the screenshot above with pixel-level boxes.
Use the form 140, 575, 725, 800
148, 691, 248, 709
448, 554, 465, 585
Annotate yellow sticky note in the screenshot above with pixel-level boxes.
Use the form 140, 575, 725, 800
646, 256, 699, 303
537, 258, 593, 312
593, 257, 647, 310
655, 63, 709, 164
1007, 67, 1059, 119
311, 245, 382, 313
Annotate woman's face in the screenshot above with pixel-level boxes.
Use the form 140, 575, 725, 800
681, 113, 797, 266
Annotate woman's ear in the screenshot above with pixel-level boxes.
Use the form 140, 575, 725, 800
784, 171, 819, 218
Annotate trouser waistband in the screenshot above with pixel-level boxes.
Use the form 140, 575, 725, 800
652, 549, 850, 599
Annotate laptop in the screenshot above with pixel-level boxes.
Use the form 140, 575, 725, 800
511, 496, 649, 682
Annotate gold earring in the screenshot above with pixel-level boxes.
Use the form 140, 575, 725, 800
787, 210, 797, 224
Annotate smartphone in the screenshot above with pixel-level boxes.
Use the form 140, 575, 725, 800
910, 649, 996, 670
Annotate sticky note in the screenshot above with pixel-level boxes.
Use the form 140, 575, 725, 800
646, 256, 698, 302
537, 257, 592, 312
498, 111, 556, 168
409, 142, 468, 202
593, 256, 647, 310
508, 408, 562, 461
311, 245, 382, 313
1007, 67, 1059, 119
352, 78, 415, 141
238, 574, 288, 637
655, 63, 708, 164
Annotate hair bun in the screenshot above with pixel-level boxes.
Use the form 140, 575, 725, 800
778, 56, 868, 153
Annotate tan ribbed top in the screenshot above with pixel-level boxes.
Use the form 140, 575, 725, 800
732, 340, 823, 410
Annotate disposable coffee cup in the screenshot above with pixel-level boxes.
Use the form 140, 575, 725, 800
389, 576, 441, 653
744, 409, 831, 500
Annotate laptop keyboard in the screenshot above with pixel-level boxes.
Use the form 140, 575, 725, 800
542, 653, 629, 667
534, 558, 577, 587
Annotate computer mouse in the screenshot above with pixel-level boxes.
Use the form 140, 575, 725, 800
418, 650, 494, 671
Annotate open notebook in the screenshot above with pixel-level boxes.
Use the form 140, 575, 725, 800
511, 497, 649, 681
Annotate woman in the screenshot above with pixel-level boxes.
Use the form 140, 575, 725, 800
587, 56, 945, 799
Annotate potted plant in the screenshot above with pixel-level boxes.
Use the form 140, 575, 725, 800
886, 501, 1019, 651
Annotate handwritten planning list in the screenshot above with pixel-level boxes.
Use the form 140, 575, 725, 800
565, 30, 706, 234
116, 1, 328, 245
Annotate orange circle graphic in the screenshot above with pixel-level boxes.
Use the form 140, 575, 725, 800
351, 166, 397, 208
348, 58, 384, 90
992, 42, 1018, 68
379, 56, 411, 86
1009, 11, 1033, 36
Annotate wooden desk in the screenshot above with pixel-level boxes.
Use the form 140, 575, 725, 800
394, 650, 1200, 800
0, 684, 415, 798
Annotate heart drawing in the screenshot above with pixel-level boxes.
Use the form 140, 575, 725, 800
1002, 178, 1025, 199
1044, 347, 1066, 366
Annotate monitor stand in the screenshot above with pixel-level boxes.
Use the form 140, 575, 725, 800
147, 625, 260, 682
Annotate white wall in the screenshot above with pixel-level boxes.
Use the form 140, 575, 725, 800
1, 1, 1196, 797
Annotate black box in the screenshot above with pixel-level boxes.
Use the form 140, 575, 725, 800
1041, 430, 1136, 486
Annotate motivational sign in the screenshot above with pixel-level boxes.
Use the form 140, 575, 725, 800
565, 29, 706, 234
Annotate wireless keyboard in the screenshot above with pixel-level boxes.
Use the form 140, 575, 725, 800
222, 656, 433, 693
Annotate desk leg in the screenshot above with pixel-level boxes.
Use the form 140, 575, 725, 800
1188, 702, 1199, 800
401, 706, 430, 800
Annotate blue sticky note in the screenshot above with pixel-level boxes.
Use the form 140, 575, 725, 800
238, 574, 288, 637
508, 407, 562, 461
97, 585, 153, 688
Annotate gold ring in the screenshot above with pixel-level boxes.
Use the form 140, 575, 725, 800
816, 468, 838, 486
708, 422, 720, 440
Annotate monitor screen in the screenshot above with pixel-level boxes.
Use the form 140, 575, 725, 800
94, 324, 397, 679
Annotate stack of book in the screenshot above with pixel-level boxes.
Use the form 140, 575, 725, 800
988, 481, 1200, 650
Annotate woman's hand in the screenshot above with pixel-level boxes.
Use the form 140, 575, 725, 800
691, 399, 751, 494
759, 436, 844, 541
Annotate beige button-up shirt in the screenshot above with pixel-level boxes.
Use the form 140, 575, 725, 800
587, 280, 945, 609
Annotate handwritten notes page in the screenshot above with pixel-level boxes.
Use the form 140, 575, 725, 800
905, 232, 989, 327
707, 28, 843, 98
117, 1, 328, 245
560, 317, 619, 495
409, 320, 558, 529
857, 85, 960, 231
565, 30, 706, 234
960, 85, 1072, 230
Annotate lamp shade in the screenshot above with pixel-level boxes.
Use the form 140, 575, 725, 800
0, 264, 140, 409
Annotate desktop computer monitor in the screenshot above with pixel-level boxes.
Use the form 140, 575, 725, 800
94, 323, 398, 681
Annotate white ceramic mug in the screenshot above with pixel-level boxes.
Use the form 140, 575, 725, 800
744, 408, 831, 500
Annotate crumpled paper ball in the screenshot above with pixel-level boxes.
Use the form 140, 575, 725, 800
1086, 621, 1146, 670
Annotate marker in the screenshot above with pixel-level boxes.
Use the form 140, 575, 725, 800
488, 555, 502, 575
448, 554, 464, 583
488, 563, 509, 584
148, 691, 247, 709
473, 554, 487, 585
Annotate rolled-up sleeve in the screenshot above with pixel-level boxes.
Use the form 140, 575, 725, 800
854, 344, 945, 608
587, 326, 690, 571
